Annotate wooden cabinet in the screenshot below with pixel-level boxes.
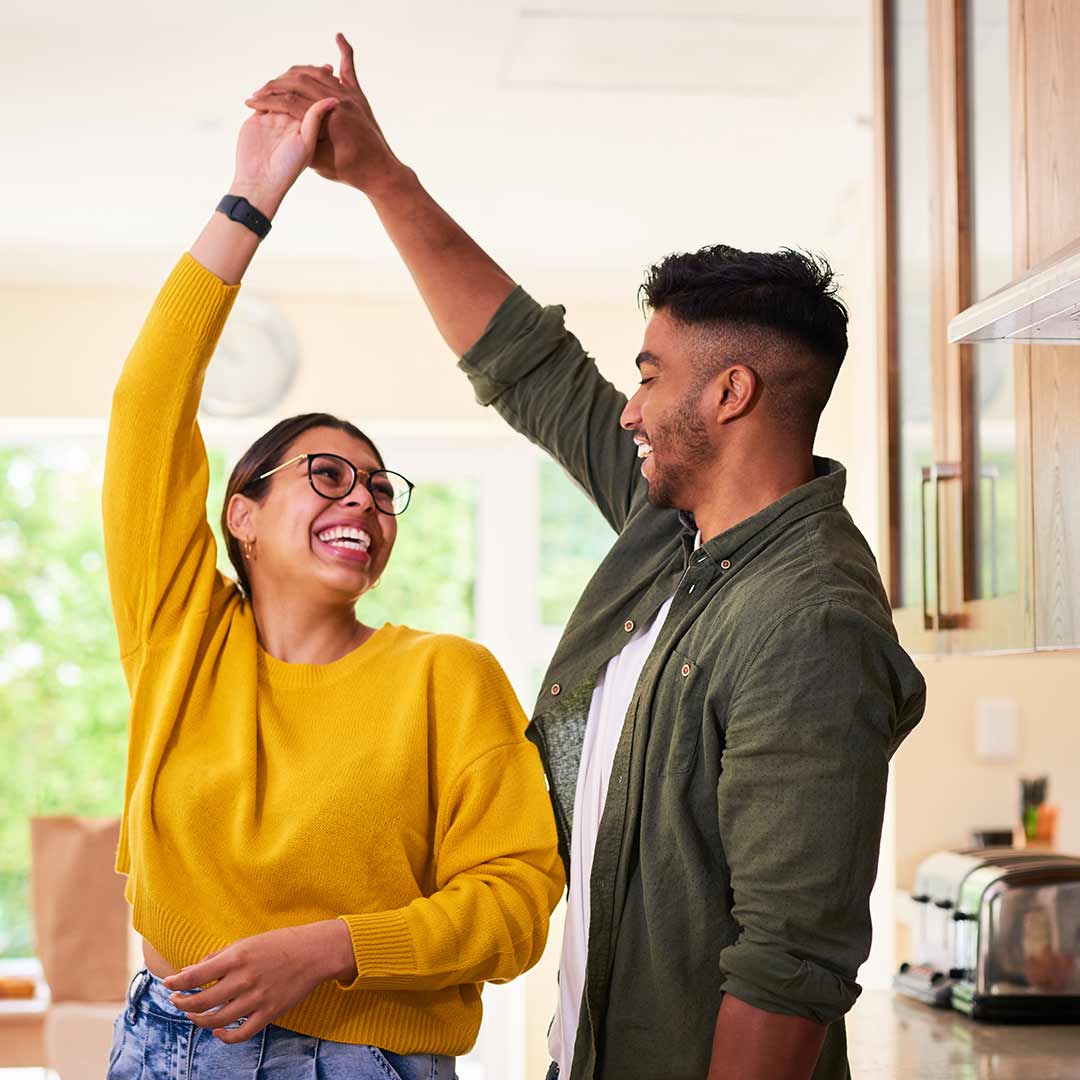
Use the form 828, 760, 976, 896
875, 0, 1080, 654
1016, 1, 1080, 649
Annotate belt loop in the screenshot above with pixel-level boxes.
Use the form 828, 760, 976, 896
125, 969, 151, 1023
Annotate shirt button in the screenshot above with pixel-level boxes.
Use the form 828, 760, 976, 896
681, 663, 691, 677
720, 559, 732, 570
624, 619, 635, 632
550, 683, 561, 696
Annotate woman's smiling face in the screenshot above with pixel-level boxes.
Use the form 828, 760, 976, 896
228, 426, 398, 605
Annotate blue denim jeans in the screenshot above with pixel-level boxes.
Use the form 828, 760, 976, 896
107, 969, 457, 1079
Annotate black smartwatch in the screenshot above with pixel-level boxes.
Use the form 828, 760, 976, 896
216, 194, 273, 239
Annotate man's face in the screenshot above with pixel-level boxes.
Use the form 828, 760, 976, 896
620, 310, 716, 511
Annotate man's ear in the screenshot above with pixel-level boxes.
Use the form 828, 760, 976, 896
715, 364, 759, 424
226, 493, 257, 543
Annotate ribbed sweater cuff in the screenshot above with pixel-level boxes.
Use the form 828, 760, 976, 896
336, 910, 417, 990
151, 253, 240, 348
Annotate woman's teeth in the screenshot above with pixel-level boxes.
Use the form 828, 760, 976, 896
316, 526, 371, 551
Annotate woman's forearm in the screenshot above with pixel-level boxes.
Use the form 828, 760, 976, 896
189, 181, 283, 285
190, 94, 342, 284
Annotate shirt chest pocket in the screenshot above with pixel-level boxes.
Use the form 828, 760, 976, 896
645, 647, 707, 775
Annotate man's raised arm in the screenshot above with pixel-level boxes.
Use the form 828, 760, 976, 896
248, 35, 645, 535
248, 33, 515, 357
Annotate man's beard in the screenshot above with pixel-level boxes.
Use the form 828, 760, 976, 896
644, 389, 713, 510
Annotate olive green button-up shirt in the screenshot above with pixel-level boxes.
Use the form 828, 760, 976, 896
459, 287, 926, 1080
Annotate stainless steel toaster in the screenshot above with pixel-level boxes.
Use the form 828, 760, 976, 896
895, 847, 1080, 1022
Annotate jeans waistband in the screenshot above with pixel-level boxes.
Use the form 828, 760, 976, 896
124, 968, 457, 1074
124, 969, 153, 1022
126, 968, 248, 1029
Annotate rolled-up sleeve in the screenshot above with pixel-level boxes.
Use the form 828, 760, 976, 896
715, 600, 921, 1024
457, 285, 642, 533
457, 286, 572, 406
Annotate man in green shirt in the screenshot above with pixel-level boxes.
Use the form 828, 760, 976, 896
250, 36, 926, 1080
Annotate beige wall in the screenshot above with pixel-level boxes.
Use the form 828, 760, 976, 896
0, 244, 879, 543
894, 650, 1080, 890
2, 277, 494, 425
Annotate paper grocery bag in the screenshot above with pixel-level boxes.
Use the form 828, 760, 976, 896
29, 816, 129, 1002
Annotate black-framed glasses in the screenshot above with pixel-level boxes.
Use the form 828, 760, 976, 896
258, 453, 415, 516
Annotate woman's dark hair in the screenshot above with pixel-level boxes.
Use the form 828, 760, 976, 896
639, 244, 849, 366
221, 413, 384, 598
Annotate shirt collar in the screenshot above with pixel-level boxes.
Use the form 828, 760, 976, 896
679, 457, 847, 567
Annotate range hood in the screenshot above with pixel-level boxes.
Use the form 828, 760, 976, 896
948, 235, 1080, 345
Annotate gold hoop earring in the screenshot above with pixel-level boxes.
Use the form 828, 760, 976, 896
242, 539, 256, 561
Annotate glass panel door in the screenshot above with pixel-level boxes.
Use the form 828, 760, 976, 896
959, 0, 1032, 649
889, 0, 939, 649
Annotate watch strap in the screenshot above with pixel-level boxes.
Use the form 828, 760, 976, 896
216, 194, 273, 239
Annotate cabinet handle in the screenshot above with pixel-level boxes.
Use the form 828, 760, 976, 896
920, 463, 964, 632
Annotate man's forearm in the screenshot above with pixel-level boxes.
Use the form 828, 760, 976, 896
708, 993, 827, 1080
367, 166, 516, 357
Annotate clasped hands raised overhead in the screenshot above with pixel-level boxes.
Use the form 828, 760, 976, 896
245, 32, 409, 198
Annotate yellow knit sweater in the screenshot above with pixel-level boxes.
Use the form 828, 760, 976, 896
102, 254, 564, 1053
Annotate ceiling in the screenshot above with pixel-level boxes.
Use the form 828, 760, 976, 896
1, 0, 873, 296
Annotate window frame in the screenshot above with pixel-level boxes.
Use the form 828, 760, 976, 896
0, 416, 602, 1079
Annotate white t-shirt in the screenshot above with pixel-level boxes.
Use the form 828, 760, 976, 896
547, 591, 678, 1074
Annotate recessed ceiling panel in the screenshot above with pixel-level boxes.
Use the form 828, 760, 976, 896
501, 9, 859, 96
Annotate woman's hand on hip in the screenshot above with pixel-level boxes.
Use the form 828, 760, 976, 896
162, 920, 356, 1043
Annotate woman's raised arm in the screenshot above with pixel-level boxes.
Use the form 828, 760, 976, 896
102, 97, 338, 663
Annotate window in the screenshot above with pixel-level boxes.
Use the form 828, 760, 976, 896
538, 458, 615, 628
0, 421, 615, 1078
0, 438, 128, 959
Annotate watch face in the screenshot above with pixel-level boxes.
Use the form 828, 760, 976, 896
200, 295, 298, 418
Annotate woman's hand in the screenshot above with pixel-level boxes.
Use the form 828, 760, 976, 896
245, 33, 410, 198
188, 94, 339, 284
230, 94, 341, 219
162, 920, 356, 1043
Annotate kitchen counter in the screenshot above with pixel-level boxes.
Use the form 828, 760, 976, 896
846, 990, 1080, 1079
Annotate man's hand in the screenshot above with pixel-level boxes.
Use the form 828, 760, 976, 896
246, 30, 515, 356
246, 33, 408, 197
161, 920, 356, 1044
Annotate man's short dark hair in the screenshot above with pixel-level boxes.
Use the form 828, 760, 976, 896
640, 244, 849, 434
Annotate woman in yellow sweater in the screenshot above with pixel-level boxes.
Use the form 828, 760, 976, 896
103, 93, 563, 1079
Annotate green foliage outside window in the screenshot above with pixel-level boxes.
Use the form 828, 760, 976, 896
538, 459, 615, 628
354, 480, 476, 638
0, 439, 475, 959
0, 443, 128, 958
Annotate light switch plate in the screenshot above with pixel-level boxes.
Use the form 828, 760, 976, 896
975, 698, 1020, 761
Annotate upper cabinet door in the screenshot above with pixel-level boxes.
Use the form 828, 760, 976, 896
877, 0, 940, 654
1013, 0, 1080, 650
954, 0, 1035, 650
877, 0, 1035, 654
